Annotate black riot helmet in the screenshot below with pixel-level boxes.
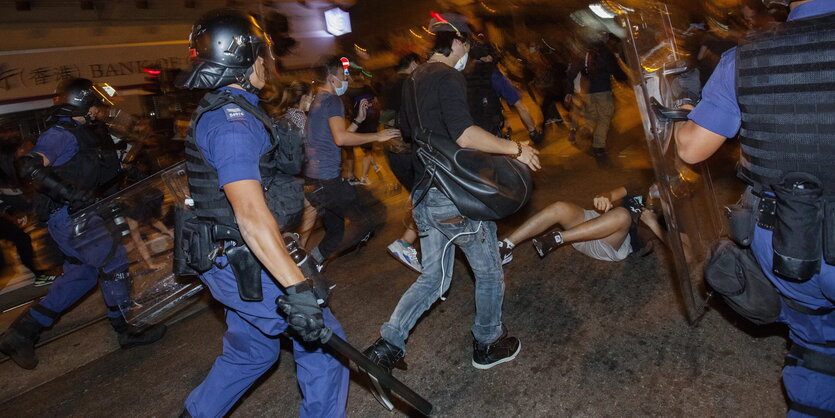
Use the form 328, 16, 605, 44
178, 9, 275, 94
51, 78, 115, 119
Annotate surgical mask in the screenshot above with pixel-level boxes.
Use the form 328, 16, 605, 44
335, 79, 349, 96
454, 52, 469, 72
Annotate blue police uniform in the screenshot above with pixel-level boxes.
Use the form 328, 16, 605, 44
689, 2, 835, 415
184, 87, 349, 418
29, 118, 129, 327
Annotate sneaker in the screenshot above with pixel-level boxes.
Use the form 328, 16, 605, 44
33, 274, 57, 287
347, 177, 361, 185
472, 328, 521, 369
497, 240, 513, 266
363, 338, 407, 410
358, 177, 371, 186
387, 240, 422, 272
531, 230, 564, 258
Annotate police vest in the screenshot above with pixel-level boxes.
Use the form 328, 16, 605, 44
467, 63, 504, 136
34, 121, 119, 220
736, 12, 835, 192
184, 89, 304, 230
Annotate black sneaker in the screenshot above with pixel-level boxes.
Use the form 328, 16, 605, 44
363, 338, 407, 410
497, 241, 513, 266
531, 230, 564, 258
472, 329, 521, 370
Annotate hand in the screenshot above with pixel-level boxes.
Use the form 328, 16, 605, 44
355, 99, 370, 124
375, 128, 400, 142
276, 282, 332, 343
593, 195, 613, 212
516, 141, 541, 172
640, 208, 659, 225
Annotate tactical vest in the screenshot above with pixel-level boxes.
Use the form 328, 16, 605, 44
184, 89, 304, 231
467, 63, 504, 136
736, 12, 835, 192
34, 121, 118, 220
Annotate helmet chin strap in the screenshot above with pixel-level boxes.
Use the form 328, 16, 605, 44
237, 66, 261, 95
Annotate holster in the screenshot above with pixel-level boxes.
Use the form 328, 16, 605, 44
225, 244, 264, 302
704, 238, 781, 325
173, 205, 214, 276
772, 172, 823, 282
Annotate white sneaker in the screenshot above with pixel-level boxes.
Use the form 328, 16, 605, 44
387, 240, 422, 273
497, 239, 514, 266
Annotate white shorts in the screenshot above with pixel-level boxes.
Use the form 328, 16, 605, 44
570, 209, 632, 262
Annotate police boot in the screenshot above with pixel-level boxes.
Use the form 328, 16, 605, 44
0, 309, 44, 370
108, 316, 167, 349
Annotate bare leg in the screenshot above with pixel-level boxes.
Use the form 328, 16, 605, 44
298, 198, 319, 248
506, 201, 587, 245
400, 220, 418, 245
561, 207, 632, 249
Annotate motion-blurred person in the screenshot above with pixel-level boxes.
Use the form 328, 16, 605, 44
0, 140, 56, 286
571, 32, 627, 157
303, 56, 398, 269
363, 14, 540, 389
347, 78, 381, 186
382, 53, 422, 272
0, 78, 165, 370
741, 0, 780, 30
498, 184, 665, 265
278, 81, 318, 248
466, 42, 542, 144
177, 10, 348, 416
676, 0, 835, 414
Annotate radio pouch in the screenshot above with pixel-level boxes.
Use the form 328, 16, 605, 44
772, 172, 823, 282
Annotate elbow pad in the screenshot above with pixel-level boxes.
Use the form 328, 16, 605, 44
15, 153, 74, 203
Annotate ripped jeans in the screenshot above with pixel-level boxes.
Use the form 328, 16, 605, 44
380, 188, 505, 352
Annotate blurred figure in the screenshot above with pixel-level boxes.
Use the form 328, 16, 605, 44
382, 53, 422, 273
741, 0, 780, 30
0, 78, 165, 370
466, 42, 542, 144
278, 81, 318, 248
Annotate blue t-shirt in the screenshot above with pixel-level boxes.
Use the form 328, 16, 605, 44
491, 71, 521, 106
688, 0, 835, 308
195, 86, 270, 188
304, 90, 345, 180
32, 118, 80, 167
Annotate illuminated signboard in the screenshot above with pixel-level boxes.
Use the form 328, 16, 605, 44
324, 7, 351, 36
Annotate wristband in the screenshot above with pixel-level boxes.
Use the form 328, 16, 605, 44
512, 141, 523, 159
351, 119, 361, 126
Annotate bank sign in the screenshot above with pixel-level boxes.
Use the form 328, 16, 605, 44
0, 40, 191, 106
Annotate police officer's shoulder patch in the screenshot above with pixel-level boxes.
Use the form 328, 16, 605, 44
223, 105, 247, 121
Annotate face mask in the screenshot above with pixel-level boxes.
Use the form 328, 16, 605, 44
334, 79, 349, 96
454, 52, 469, 72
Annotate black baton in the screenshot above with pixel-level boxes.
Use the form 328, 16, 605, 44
323, 333, 434, 416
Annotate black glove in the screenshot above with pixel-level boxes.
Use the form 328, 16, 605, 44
529, 129, 544, 144
67, 187, 95, 214
277, 282, 332, 343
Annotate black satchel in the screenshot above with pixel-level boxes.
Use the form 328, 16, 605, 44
407, 77, 532, 221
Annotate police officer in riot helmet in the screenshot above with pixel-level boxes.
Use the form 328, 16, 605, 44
676, 0, 835, 414
0, 78, 166, 370
177, 9, 348, 416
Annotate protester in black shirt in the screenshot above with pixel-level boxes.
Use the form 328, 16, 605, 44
363, 14, 540, 400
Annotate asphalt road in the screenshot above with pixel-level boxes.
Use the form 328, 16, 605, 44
0, 89, 788, 417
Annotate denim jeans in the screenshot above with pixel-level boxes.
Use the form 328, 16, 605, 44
381, 189, 505, 352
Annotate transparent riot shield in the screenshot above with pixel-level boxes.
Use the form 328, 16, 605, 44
70, 162, 204, 327
620, 2, 724, 323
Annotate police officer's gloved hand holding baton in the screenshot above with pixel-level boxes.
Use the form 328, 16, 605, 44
277, 282, 333, 343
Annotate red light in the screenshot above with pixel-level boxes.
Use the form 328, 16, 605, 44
430, 12, 447, 23
142, 68, 161, 77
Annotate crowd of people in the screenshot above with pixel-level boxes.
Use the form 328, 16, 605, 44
0, 0, 833, 416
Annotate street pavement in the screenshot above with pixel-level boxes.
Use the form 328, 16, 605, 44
0, 87, 787, 417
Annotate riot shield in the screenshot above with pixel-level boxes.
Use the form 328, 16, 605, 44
620, 2, 724, 323
70, 162, 204, 327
